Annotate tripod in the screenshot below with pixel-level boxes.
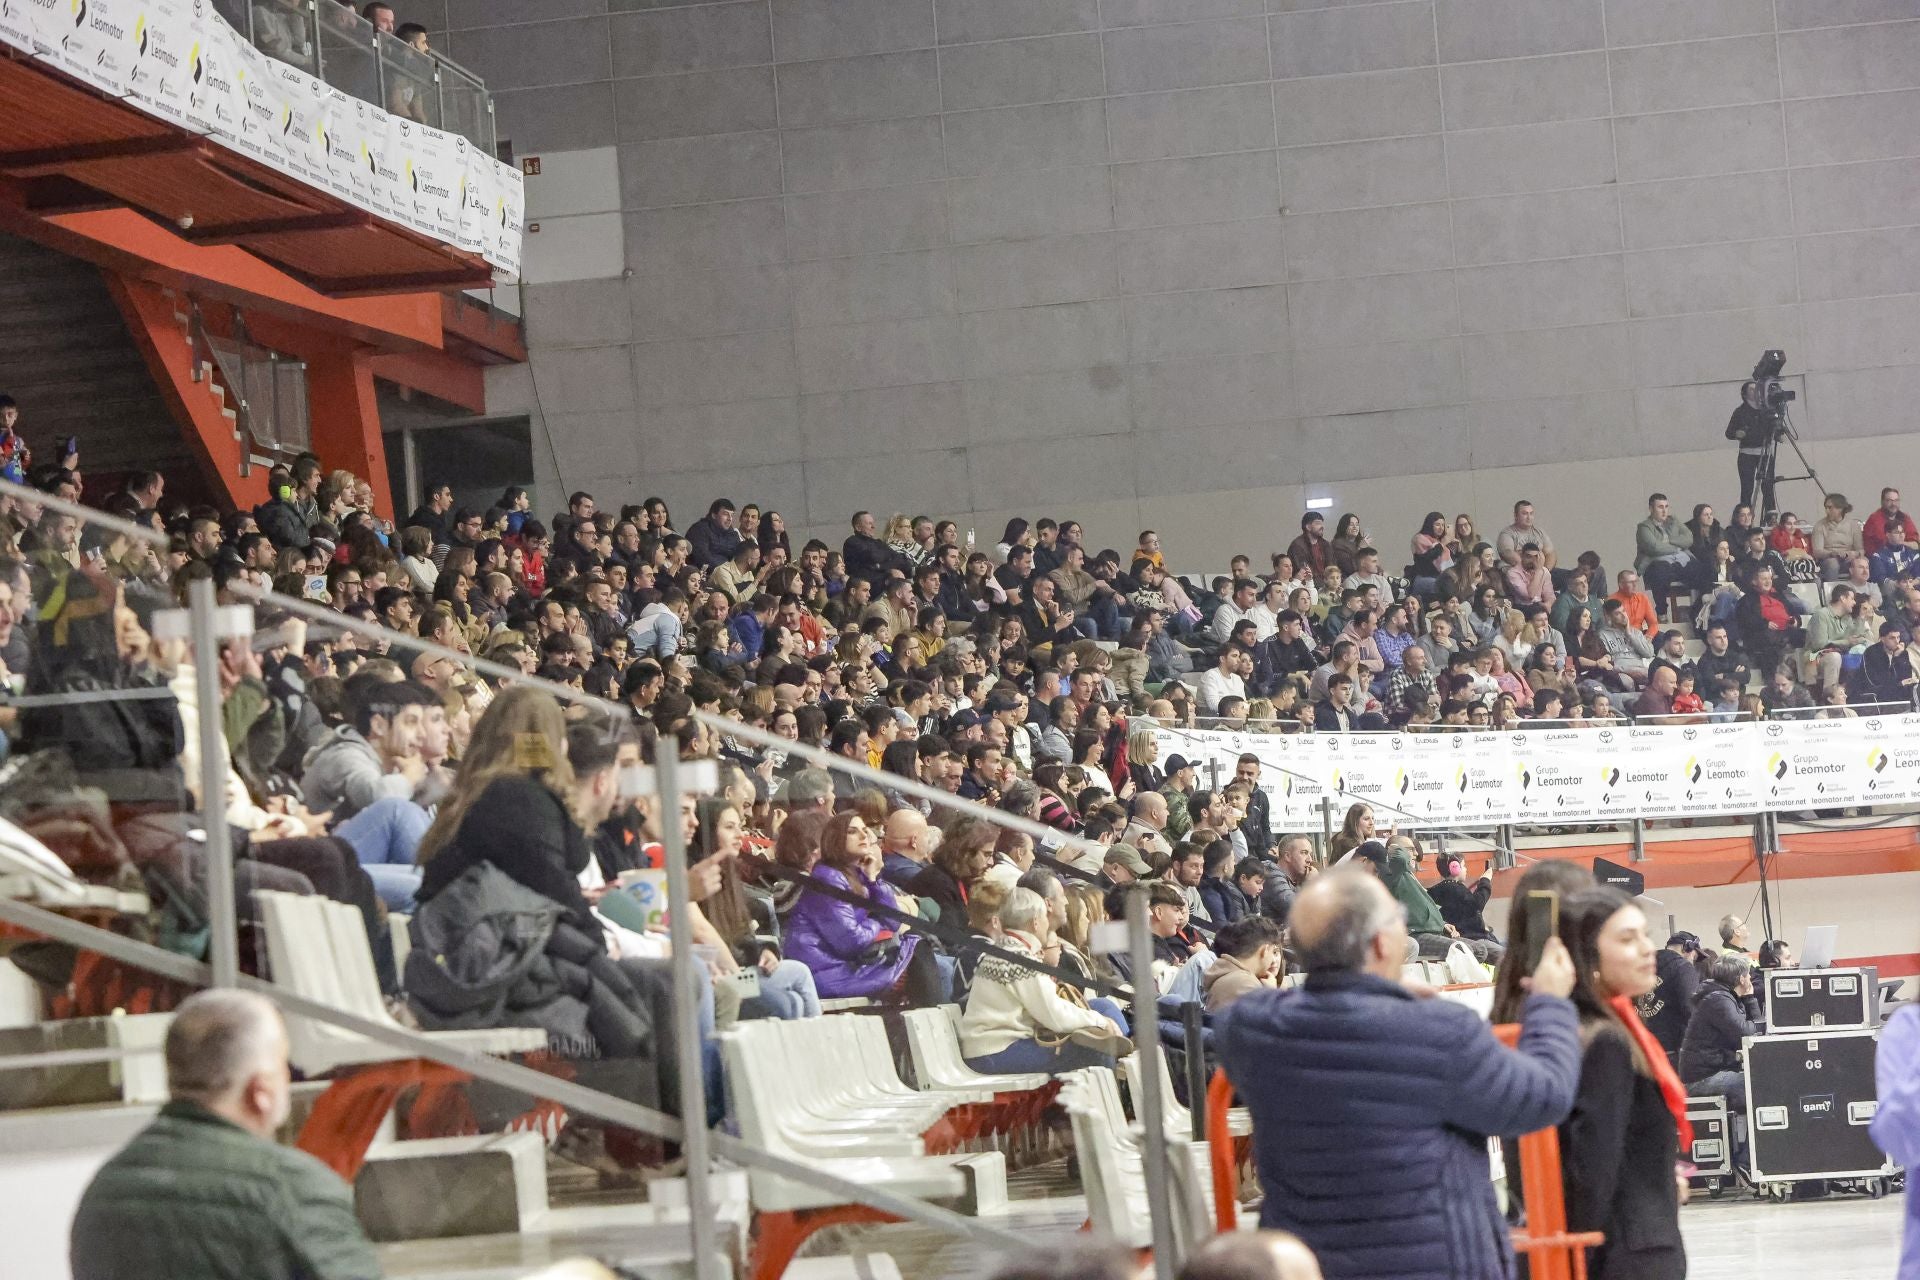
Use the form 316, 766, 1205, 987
1756, 406, 1827, 526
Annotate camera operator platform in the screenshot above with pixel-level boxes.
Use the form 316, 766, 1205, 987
1727, 350, 1825, 525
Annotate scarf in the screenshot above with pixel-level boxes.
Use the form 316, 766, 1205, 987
1609, 994, 1693, 1150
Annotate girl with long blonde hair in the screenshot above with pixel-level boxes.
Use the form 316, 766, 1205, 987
416, 683, 575, 866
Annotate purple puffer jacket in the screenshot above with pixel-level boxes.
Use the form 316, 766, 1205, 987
781, 865, 919, 998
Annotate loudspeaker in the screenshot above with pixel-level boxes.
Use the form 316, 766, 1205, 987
1592, 857, 1644, 896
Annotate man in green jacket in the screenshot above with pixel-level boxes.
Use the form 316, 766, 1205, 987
70, 989, 382, 1280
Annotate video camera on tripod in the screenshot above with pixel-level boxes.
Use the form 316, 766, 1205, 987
1751, 349, 1796, 422
1732, 349, 1824, 523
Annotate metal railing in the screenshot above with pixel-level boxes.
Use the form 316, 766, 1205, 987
211, 0, 495, 153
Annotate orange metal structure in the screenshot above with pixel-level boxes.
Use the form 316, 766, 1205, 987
0, 46, 524, 512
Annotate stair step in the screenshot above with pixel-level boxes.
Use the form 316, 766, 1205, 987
375, 1198, 745, 1280
355, 1130, 550, 1243
0, 1014, 170, 1111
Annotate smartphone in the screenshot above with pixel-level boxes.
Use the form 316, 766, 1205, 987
1523, 890, 1560, 972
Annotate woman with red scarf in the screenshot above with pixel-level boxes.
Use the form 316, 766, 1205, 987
1554, 886, 1692, 1280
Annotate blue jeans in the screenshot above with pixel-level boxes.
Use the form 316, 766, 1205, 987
1084, 594, 1122, 640
932, 953, 960, 1003
756, 959, 821, 1019
963, 996, 1130, 1076
333, 796, 429, 911
1688, 1068, 1747, 1112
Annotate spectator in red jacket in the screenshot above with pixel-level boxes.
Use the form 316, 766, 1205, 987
1863, 486, 1918, 556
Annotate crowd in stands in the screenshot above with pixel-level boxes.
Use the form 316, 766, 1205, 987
4, 389, 1919, 1276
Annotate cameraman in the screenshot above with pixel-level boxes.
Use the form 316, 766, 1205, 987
1726, 380, 1776, 514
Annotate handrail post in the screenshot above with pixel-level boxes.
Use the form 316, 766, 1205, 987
188, 577, 239, 990
1127, 889, 1177, 1280
655, 737, 719, 1280
1317, 794, 1334, 866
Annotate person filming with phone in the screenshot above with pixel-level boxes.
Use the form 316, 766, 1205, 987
1219, 868, 1581, 1280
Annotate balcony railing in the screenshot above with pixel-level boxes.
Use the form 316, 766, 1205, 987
209, 0, 494, 155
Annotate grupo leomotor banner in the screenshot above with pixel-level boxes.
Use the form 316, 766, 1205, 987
0, 0, 523, 277
1152, 714, 1920, 831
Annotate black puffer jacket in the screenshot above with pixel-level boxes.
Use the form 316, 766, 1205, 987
1678, 980, 1762, 1081
407, 860, 652, 1062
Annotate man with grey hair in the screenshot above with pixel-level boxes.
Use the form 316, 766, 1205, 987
1678, 952, 1763, 1110
781, 766, 834, 816
71, 989, 380, 1279
1218, 870, 1580, 1280
1717, 912, 1750, 956
1017, 866, 1068, 934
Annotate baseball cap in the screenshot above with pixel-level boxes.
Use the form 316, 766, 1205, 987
1103, 841, 1151, 877
1666, 932, 1703, 953
1165, 754, 1193, 775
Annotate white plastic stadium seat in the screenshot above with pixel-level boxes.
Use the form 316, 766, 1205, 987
257, 890, 545, 1075
720, 1018, 1006, 1215
900, 1006, 1050, 1095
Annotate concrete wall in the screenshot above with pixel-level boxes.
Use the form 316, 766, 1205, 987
437, 0, 1920, 573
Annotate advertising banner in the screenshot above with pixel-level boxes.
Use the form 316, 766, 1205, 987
1754, 715, 1920, 812
1509, 727, 1607, 823
123, 0, 198, 129
1672, 720, 1768, 816
0, 0, 523, 276
1589, 725, 1693, 822
1863, 714, 1920, 808
1153, 714, 1920, 831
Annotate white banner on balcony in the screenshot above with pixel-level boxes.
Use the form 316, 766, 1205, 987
0, 0, 523, 277
1151, 714, 1920, 831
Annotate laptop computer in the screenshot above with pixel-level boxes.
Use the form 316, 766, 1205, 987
1801, 924, 1838, 970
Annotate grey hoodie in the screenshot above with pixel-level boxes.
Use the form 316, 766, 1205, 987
300, 725, 411, 821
